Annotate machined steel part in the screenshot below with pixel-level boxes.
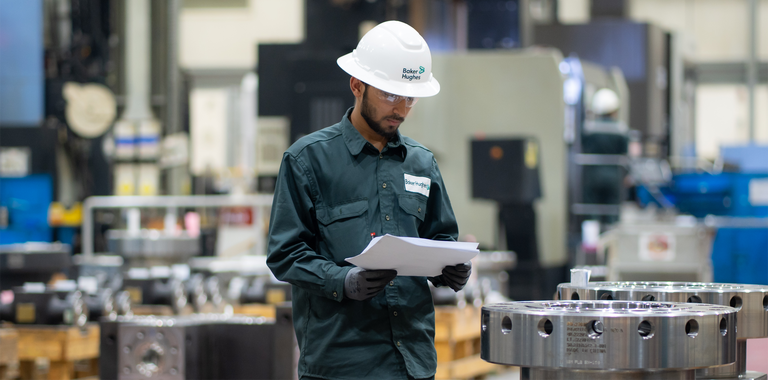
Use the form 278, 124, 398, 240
481, 301, 738, 380
558, 282, 768, 380
111, 314, 276, 380
106, 229, 200, 266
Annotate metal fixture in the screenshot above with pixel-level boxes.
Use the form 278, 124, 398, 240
81, 195, 273, 258
122, 276, 187, 315
0, 243, 72, 291
99, 309, 296, 379
0, 288, 88, 328
106, 229, 200, 267
559, 282, 768, 380
481, 300, 738, 379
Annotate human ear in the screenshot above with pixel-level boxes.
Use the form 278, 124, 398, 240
350, 77, 365, 98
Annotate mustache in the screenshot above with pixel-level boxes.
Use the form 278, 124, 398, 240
383, 115, 405, 122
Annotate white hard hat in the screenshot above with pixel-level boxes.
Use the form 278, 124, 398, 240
591, 88, 620, 115
337, 21, 440, 98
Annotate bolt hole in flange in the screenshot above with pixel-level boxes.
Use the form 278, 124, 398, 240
599, 292, 613, 300
638, 320, 654, 339
587, 320, 604, 339
501, 316, 511, 334
642, 294, 656, 302
538, 318, 553, 337
730, 296, 743, 310
571, 292, 580, 300
719, 317, 728, 336
685, 319, 699, 338
687, 295, 702, 303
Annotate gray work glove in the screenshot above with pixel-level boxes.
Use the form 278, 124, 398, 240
438, 262, 472, 292
344, 267, 397, 301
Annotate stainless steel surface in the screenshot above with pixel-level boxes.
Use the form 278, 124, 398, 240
109, 313, 289, 380
82, 194, 273, 257
69, 290, 89, 328
115, 290, 133, 316
482, 301, 737, 377
697, 369, 767, 380
475, 251, 516, 272
0, 242, 70, 254
558, 282, 768, 340
600, 223, 713, 282
525, 368, 695, 380
697, 337, 747, 379
117, 315, 188, 380
558, 282, 768, 379
475, 251, 516, 298
106, 229, 200, 264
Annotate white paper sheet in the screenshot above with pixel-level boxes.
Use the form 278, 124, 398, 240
345, 234, 479, 277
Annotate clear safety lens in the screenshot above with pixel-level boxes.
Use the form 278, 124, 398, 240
375, 88, 419, 108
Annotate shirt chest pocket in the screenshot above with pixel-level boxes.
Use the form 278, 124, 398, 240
398, 194, 427, 236
316, 199, 369, 264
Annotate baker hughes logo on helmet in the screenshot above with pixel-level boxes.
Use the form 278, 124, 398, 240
402, 66, 426, 81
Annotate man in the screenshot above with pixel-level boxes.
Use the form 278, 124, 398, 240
267, 21, 471, 380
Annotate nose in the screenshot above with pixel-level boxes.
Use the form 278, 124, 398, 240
393, 99, 408, 117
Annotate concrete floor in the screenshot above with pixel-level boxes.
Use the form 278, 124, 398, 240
485, 367, 520, 380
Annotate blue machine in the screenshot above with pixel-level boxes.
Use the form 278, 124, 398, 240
0, 174, 53, 244
711, 226, 768, 284
637, 172, 768, 218
636, 146, 768, 284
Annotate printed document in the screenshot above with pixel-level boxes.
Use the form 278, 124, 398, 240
345, 234, 479, 277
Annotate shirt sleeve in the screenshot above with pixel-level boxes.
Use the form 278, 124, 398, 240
419, 157, 459, 242
267, 152, 350, 302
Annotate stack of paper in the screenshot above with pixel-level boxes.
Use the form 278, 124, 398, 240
345, 234, 480, 277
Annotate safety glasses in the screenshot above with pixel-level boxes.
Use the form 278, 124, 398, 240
369, 86, 419, 108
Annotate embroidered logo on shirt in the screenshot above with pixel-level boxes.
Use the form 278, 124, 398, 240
404, 173, 431, 197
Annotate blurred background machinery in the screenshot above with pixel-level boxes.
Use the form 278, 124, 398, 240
1, 0, 768, 379
99, 306, 296, 380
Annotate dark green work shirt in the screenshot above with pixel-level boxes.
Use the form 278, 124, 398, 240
267, 108, 458, 379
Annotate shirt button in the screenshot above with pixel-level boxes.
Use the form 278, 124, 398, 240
393, 311, 398, 317
333, 291, 338, 298
385, 215, 390, 221
382, 183, 387, 189
396, 341, 401, 347
417, 207, 422, 213
379, 154, 383, 159
389, 281, 394, 286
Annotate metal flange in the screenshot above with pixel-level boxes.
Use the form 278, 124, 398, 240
481, 301, 737, 376
558, 282, 768, 379
559, 282, 768, 340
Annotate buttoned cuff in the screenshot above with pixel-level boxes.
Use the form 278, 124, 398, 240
327, 265, 353, 302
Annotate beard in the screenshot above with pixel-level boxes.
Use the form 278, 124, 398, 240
361, 88, 404, 142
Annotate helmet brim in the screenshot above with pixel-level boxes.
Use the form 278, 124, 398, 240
337, 52, 440, 98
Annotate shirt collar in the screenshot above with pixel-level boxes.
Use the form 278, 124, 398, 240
341, 107, 407, 159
